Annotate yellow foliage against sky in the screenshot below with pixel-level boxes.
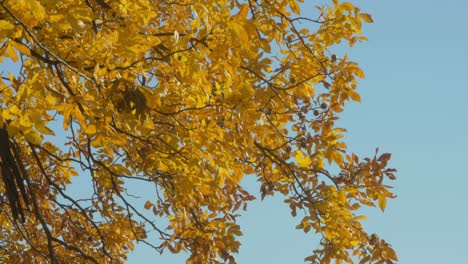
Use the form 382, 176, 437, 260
0, 0, 396, 263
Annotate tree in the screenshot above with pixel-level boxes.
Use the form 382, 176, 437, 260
0, 0, 397, 263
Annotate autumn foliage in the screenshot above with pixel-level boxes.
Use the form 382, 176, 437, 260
0, 0, 397, 263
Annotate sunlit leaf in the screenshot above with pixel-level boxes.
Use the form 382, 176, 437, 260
296, 150, 312, 168
378, 195, 387, 212
84, 124, 97, 135
360, 13, 374, 23
23, 128, 43, 145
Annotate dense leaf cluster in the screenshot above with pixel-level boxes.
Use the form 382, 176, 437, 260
0, 0, 396, 263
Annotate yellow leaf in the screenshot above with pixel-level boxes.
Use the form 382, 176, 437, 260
8, 72, 15, 83
36, 124, 55, 136
239, 83, 254, 98
349, 91, 361, 102
289, 1, 301, 15
28, 0, 46, 22
219, 167, 231, 180
62, 105, 72, 130
295, 150, 312, 168
48, 14, 64, 23
340, 2, 355, 11
353, 215, 367, 221
337, 190, 347, 204
385, 247, 398, 261
354, 67, 365, 78
45, 95, 57, 105
144, 201, 153, 209
1, 109, 12, 120
84, 124, 97, 135
73, 107, 86, 127
230, 21, 249, 44
142, 118, 155, 130
5, 43, 18, 62
24, 128, 43, 145
8, 105, 20, 115
0, 20, 15, 30
29, 110, 42, 125
360, 13, 374, 23
11, 41, 30, 56
19, 114, 33, 128
378, 195, 387, 212
236, 4, 249, 19
330, 151, 344, 166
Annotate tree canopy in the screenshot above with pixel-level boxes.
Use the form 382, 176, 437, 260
0, 0, 397, 263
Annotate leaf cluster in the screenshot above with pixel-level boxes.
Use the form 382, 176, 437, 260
0, 0, 396, 263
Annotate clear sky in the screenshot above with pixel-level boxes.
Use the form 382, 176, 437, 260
131, 0, 468, 263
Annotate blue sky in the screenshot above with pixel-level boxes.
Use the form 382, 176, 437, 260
338, 1, 468, 262
345, 0, 468, 262
129, 0, 468, 263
